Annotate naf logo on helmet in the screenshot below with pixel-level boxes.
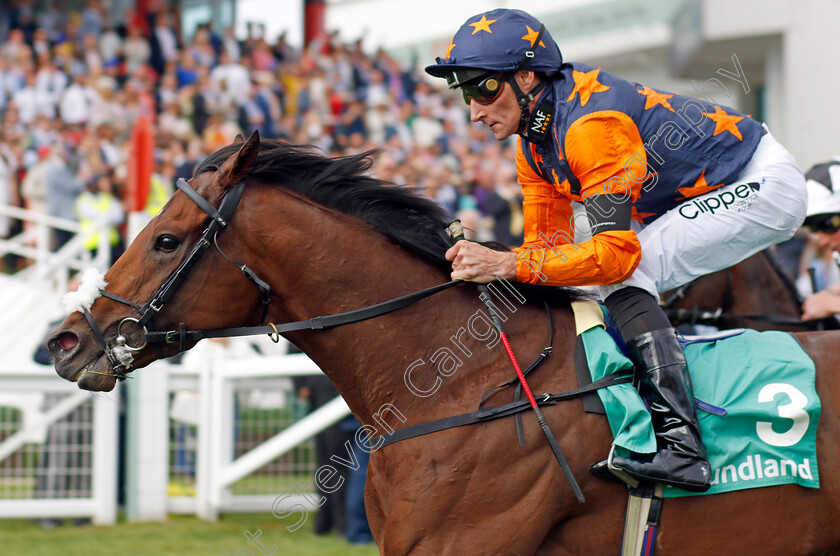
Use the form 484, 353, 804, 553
528, 101, 555, 142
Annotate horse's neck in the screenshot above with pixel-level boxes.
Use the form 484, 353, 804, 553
240, 194, 463, 421
242, 191, 577, 426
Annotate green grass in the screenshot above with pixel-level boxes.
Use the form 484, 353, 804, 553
0, 513, 380, 555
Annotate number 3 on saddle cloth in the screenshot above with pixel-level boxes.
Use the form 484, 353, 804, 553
572, 300, 821, 498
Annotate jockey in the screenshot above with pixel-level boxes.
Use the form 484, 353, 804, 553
426, 8, 807, 492
801, 158, 840, 320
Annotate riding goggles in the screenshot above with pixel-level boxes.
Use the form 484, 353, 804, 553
458, 74, 506, 106
806, 213, 840, 234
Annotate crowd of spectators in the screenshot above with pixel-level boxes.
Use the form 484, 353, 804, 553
0, 0, 526, 272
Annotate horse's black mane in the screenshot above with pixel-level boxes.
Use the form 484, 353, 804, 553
197, 139, 587, 305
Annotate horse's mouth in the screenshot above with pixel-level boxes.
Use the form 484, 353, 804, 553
57, 353, 118, 392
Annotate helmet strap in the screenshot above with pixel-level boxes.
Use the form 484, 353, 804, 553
507, 76, 551, 141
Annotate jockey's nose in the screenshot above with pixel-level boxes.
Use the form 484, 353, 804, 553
469, 101, 485, 123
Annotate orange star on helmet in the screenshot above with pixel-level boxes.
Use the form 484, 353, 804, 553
521, 25, 545, 48
469, 14, 497, 34
445, 40, 456, 60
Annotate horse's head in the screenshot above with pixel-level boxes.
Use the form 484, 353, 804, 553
49, 132, 264, 391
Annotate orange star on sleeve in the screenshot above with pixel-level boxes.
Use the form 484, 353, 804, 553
521, 25, 546, 48
632, 206, 657, 223
567, 68, 610, 107
444, 40, 456, 60
637, 85, 675, 112
703, 106, 744, 140
677, 170, 723, 199
469, 14, 497, 34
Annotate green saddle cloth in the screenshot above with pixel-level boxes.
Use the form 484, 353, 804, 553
581, 323, 821, 498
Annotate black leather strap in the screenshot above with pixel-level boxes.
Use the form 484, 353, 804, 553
137, 180, 246, 328
145, 279, 461, 344
373, 372, 631, 449
175, 177, 229, 227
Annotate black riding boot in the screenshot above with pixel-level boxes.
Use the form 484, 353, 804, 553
611, 327, 711, 492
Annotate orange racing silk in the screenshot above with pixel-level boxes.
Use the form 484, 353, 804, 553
513, 62, 763, 287
514, 141, 641, 286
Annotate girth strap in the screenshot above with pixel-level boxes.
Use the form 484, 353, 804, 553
145, 279, 461, 345
372, 373, 631, 449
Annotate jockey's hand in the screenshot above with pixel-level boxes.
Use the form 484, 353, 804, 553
802, 289, 840, 320
445, 240, 517, 283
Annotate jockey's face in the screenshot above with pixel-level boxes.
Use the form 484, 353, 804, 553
469, 79, 520, 140
469, 70, 539, 141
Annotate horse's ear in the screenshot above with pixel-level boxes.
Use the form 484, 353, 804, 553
232, 134, 245, 145
219, 130, 260, 188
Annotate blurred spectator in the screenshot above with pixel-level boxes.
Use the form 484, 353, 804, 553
59, 73, 100, 126
341, 415, 373, 545
21, 144, 51, 216
14, 69, 54, 123
800, 158, 840, 320
74, 171, 124, 261
293, 373, 353, 537
44, 143, 83, 250
0, 28, 30, 65
149, 11, 179, 77
122, 24, 150, 75
34, 52, 68, 106
221, 26, 241, 63
0, 138, 14, 245
98, 23, 122, 66
79, 0, 104, 38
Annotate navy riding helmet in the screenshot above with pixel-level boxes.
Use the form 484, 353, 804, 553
425, 9, 563, 137
425, 8, 563, 85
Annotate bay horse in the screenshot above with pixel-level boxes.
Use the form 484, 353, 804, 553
48, 133, 840, 555
663, 249, 838, 332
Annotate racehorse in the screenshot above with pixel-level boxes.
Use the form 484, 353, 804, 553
47, 133, 840, 555
663, 249, 837, 332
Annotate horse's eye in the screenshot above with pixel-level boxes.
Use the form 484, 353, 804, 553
155, 235, 180, 252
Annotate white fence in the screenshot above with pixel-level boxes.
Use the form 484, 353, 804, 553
163, 351, 351, 520
0, 366, 118, 524
0, 351, 349, 523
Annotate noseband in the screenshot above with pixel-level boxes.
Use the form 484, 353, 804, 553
82, 176, 267, 379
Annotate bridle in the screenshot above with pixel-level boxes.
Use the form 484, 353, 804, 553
79, 176, 257, 379
78, 176, 459, 380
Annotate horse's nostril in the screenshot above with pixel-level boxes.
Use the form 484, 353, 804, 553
57, 332, 79, 352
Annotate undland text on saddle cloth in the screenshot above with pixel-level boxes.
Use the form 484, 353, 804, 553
708, 454, 813, 486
